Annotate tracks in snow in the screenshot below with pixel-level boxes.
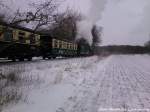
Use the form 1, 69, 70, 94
58, 55, 150, 112
2, 55, 150, 112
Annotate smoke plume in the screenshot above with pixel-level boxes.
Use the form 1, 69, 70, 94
76, 0, 107, 45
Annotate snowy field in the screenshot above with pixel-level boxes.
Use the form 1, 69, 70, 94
1, 55, 150, 112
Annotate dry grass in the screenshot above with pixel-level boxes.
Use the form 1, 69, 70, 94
0, 64, 41, 111
0, 72, 22, 109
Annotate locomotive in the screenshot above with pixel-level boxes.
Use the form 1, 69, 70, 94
0, 23, 92, 61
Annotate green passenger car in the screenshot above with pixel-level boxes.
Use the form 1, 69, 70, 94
40, 35, 78, 59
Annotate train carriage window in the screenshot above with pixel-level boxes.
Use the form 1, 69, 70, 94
72, 44, 74, 50
62, 41, 65, 49
69, 43, 71, 50
56, 40, 59, 48
58, 40, 61, 48
59, 40, 62, 48
70, 44, 72, 49
59, 40, 62, 49
64, 41, 66, 49
72, 43, 74, 50
35, 34, 39, 41
60, 40, 63, 49
70, 44, 73, 50
73, 44, 75, 50
55, 39, 58, 48
61, 41, 63, 49
70, 43, 72, 49
34, 35, 37, 43
66, 42, 68, 49
67, 43, 70, 49
59, 40, 61, 48
65, 42, 67, 49
69, 43, 71, 49
55, 40, 57, 48
52, 39, 56, 48
4, 29, 13, 41
61, 41, 64, 49
64, 42, 66, 49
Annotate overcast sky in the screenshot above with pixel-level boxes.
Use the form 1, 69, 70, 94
99, 0, 149, 45
66, 0, 150, 45
4, 0, 150, 45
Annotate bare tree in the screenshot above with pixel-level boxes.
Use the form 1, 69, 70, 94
0, 0, 8, 23
76, 37, 89, 45
145, 40, 150, 48
0, 0, 61, 45
0, 0, 61, 57
91, 25, 103, 46
0, 0, 6, 9
50, 8, 82, 41
22, 0, 60, 31
0, 0, 60, 32
144, 34, 150, 48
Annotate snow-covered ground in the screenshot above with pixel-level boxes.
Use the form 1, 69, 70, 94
1, 55, 150, 112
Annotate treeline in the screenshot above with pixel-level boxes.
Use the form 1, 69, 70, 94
95, 45, 150, 55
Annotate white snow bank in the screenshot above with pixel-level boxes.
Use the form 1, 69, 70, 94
3, 84, 75, 112
2, 56, 101, 112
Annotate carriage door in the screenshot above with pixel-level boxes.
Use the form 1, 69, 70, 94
18, 32, 26, 43
4, 28, 13, 41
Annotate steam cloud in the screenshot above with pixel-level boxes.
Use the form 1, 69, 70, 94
76, 0, 107, 45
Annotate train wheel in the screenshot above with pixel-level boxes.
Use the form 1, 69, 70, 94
43, 56, 46, 60
27, 57, 32, 61
11, 58, 16, 62
19, 58, 24, 61
48, 57, 52, 59
52, 57, 56, 59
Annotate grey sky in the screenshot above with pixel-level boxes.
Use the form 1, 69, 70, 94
4, 0, 150, 45
66, 0, 150, 45
99, 0, 149, 45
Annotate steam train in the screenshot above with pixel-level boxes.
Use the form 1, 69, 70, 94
0, 23, 92, 61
